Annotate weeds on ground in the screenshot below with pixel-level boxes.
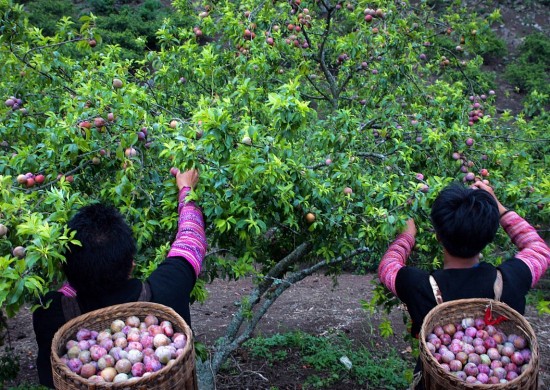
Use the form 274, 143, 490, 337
505, 33, 550, 95
243, 330, 411, 389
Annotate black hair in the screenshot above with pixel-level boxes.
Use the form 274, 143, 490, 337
430, 183, 500, 258
62, 203, 136, 297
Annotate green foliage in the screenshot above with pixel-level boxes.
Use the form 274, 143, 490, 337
18, 0, 186, 59
478, 29, 507, 63
243, 331, 410, 389
0, 0, 548, 381
19, 0, 75, 36
505, 33, 550, 95
0, 348, 19, 386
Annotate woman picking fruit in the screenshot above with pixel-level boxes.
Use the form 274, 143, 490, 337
32, 168, 206, 388
378, 180, 549, 389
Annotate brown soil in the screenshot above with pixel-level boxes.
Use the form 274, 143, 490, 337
1, 1, 549, 389
1, 274, 549, 389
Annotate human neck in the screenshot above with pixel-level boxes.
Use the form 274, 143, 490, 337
442, 248, 480, 269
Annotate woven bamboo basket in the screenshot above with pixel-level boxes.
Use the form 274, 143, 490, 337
51, 302, 198, 390
419, 298, 539, 390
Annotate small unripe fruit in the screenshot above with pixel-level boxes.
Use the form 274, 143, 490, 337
0, 224, 8, 236
305, 212, 316, 224
16, 174, 27, 184
169, 120, 178, 129
242, 136, 252, 145
343, 187, 353, 195
13, 246, 26, 258
92, 157, 101, 165
125, 147, 137, 157
112, 78, 123, 89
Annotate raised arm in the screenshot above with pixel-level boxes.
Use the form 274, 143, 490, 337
166, 169, 207, 277
500, 212, 549, 287
471, 180, 549, 287
378, 219, 416, 295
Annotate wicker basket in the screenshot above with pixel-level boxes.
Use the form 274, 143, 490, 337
51, 302, 198, 390
419, 298, 539, 390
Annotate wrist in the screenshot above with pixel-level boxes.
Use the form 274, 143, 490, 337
178, 186, 192, 203
499, 209, 513, 219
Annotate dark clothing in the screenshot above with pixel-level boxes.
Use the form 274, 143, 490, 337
395, 259, 532, 338
32, 257, 196, 388
396, 258, 532, 389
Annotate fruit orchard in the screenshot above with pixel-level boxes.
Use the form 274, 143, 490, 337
0, 0, 549, 387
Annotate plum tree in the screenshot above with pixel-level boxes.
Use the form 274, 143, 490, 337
0, 0, 549, 388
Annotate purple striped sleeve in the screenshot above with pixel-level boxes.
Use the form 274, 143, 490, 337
501, 211, 549, 287
378, 233, 415, 295
167, 187, 207, 278
57, 282, 77, 297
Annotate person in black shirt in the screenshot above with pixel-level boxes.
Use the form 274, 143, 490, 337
378, 180, 549, 388
32, 169, 207, 388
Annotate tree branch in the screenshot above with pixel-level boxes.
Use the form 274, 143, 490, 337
9, 44, 78, 96
209, 246, 370, 374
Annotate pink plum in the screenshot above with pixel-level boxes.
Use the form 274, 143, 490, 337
132, 362, 146, 377
115, 358, 132, 374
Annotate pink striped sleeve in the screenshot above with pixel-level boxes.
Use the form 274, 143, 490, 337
500, 211, 549, 287
167, 187, 207, 278
58, 282, 77, 297
378, 233, 415, 295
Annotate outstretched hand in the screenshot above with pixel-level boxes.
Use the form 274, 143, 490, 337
403, 218, 417, 237
175, 169, 200, 190
470, 180, 507, 215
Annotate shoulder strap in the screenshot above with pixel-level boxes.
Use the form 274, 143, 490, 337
429, 275, 444, 305
61, 295, 82, 322
138, 281, 152, 302
430, 270, 503, 306
493, 270, 503, 301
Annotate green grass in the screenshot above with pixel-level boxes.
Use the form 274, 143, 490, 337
242, 330, 411, 389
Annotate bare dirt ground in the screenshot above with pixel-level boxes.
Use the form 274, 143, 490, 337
1, 273, 549, 389
1, 1, 549, 389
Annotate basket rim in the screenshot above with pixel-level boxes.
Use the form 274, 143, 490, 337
419, 298, 539, 389
50, 301, 194, 388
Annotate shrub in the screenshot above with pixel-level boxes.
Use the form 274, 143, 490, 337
505, 33, 550, 94
20, 0, 76, 36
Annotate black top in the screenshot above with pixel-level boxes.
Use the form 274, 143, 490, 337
395, 258, 532, 338
32, 257, 196, 388
395, 258, 532, 388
